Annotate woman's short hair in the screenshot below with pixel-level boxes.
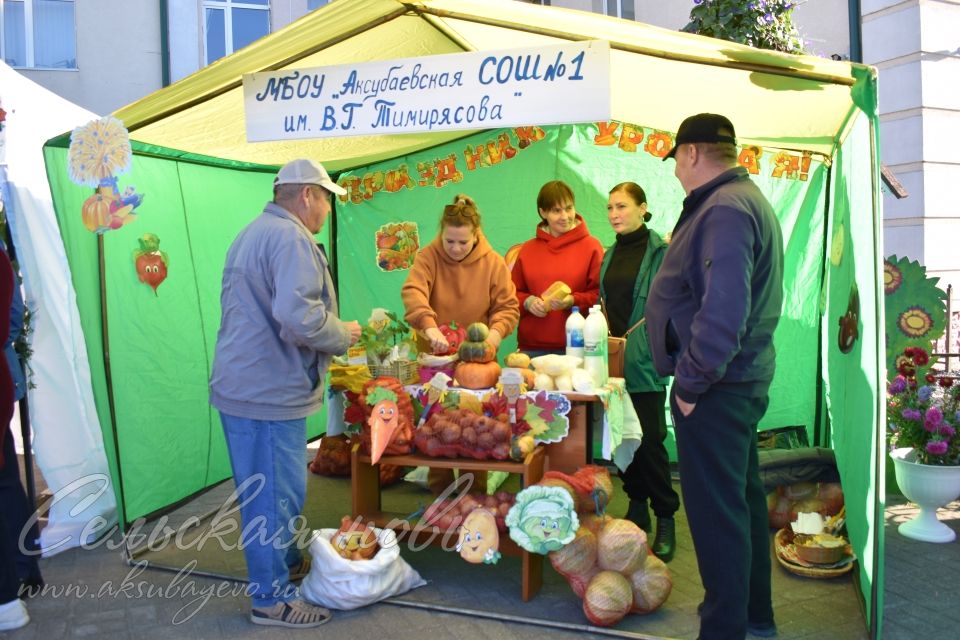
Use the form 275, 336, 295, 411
536, 180, 575, 216
441, 193, 481, 230
610, 181, 652, 223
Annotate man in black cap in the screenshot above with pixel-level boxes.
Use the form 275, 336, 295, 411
646, 114, 784, 639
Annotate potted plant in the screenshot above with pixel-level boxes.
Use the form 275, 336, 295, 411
887, 345, 960, 542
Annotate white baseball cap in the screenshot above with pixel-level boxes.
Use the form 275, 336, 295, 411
274, 158, 347, 196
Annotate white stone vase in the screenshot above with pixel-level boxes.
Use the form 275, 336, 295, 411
890, 447, 960, 543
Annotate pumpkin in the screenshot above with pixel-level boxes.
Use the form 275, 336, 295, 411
629, 555, 673, 614
504, 351, 531, 368
81, 189, 114, 232
583, 571, 633, 627
455, 361, 501, 389
437, 321, 467, 356
466, 322, 490, 342
458, 339, 496, 363
520, 367, 537, 389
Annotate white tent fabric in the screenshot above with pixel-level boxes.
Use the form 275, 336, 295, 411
0, 61, 117, 555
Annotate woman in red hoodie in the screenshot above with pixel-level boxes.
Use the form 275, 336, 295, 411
511, 181, 603, 355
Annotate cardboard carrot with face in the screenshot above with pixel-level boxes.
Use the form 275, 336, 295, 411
366, 387, 400, 464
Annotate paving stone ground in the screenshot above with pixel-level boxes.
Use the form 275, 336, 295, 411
3, 456, 957, 639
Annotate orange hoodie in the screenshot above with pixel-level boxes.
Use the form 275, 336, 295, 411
402, 230, 519, 340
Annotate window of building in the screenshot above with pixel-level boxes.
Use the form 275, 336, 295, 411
307, 0, 331, 10
1, 0, 76, 69
203, 0, 269, 65
604, 0, 633, 21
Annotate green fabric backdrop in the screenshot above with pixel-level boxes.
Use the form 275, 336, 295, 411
335, 123, 827, 452
43, 118, 882, 628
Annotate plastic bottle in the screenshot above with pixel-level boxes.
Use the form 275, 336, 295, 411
583, 305, 609, 387
565, 306, 585, 360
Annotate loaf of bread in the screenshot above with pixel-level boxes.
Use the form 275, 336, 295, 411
541, 280, 572, 304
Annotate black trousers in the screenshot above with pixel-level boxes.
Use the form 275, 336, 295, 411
619, 390, 679, 518
671, 385, 773, 640
0, 507, 19, 603
0, 425, 41, 582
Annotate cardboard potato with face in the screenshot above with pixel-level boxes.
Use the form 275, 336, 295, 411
456, 508, 501, 564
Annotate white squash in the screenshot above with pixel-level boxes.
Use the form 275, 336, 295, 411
534, 373, 555, 390
571, 368, 595, 392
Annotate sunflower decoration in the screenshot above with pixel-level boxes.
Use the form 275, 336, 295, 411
884, 260, 903, 294
884, 255, 946, 375
898, 306, 934, 338
67, 117, 132, 188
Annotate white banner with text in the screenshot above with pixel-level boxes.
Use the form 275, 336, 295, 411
242, 40, 611, 141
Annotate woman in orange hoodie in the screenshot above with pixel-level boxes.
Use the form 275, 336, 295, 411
402, 194, 519, 494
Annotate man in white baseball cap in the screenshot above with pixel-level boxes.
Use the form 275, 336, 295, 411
273, 158, 347, 196
210, 158, 360, 628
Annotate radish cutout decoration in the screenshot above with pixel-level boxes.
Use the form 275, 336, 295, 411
133, 233, 169, 295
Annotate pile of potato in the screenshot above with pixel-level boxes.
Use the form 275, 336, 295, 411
414, 407, 513, 460
422, 491, 515, 532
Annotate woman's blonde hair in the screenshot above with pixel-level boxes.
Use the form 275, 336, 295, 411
441, 193, 482, 230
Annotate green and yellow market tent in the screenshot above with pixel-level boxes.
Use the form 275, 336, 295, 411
40, 0, 884, 634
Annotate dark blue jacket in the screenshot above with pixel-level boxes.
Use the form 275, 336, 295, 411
645, 167, 783, 403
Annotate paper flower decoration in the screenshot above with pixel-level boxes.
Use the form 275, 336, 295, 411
68, 117, 132, 187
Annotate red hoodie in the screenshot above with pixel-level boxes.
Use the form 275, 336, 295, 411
511, 215, 603, 351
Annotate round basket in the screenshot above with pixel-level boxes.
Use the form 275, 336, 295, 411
774, 529, 854, 579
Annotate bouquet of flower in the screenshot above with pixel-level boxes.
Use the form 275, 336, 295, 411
887, 346, 960, 465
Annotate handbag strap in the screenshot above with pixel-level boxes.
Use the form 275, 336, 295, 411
600, 297, 646, 339
623, 317, 646, 338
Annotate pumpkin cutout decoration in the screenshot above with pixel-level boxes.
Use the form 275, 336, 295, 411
332, 515, 379, 561
81, 187, 115, 232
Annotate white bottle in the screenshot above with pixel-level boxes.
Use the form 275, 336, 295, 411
583, 305, 609, 387
565, 306, 585, 360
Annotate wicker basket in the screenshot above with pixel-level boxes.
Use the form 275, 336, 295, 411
367, 359, 419, 385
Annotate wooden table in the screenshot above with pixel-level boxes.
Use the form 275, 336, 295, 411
541, 392, 597, 474
351, 445, 547, 601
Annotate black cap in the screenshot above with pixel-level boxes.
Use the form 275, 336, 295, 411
663, 113, 737, 161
